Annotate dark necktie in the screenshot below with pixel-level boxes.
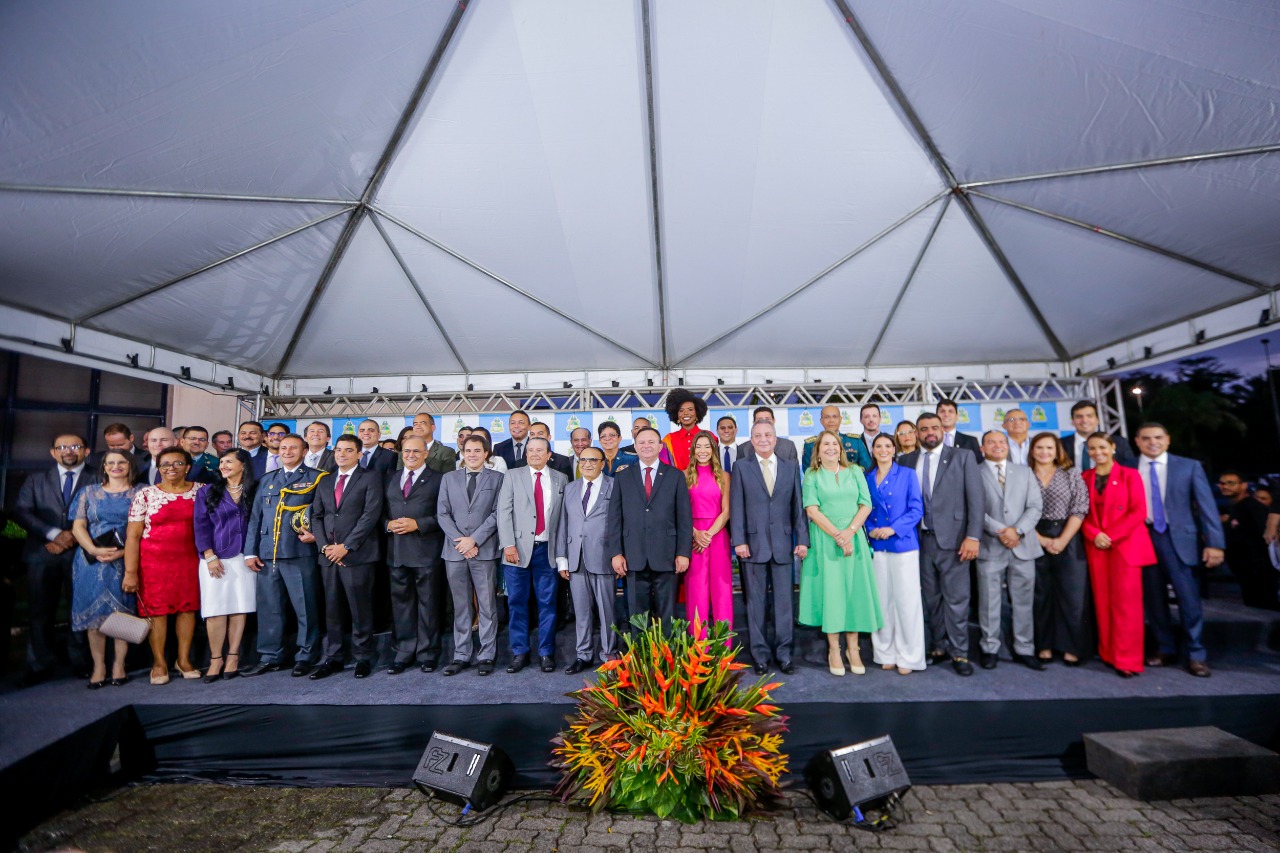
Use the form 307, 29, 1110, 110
723, 447, 732, 473
335, 473, 348, 507
467, 471, 477, 502
1150, 461, 1168, 533
360, 450, 371, 468
582, 479, 592, 513
151, 462, 161, 486
62, 471, 74, 507
644, 466, 653, 500
1079, 438, 1093, 471
921, 452, 934, 529
403, 470, 415, 498
533, 471, 545, 536
515, 441, 524, 461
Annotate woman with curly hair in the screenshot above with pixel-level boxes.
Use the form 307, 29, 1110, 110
658, 388, 708, 471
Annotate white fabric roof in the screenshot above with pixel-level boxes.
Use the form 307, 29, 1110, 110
1, 0, 1278, 389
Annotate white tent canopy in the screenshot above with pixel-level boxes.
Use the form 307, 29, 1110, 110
2, 0, 1278, 393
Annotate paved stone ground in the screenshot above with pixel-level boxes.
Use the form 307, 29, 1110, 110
16, 780, 1280, 853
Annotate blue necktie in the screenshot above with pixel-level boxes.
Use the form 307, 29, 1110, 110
921, 452, 933, 529
62, 471, 74, 507
1149, 461, 1168, 533
723, 446, 732, 473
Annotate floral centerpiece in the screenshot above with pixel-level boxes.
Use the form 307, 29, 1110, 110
552, 616, 788, 823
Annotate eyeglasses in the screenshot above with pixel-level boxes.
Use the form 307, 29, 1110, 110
157, 461, 189, 470
54, 444, 84, 451
267, 431, 288, 437
579, 458, 604, 465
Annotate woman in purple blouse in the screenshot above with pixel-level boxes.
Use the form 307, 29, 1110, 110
193, 448, 256, 681
864, 434, 926, 674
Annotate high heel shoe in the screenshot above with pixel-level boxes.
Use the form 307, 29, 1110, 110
176, 663, 201, 680
223, 653, 240, 680
203, 656, 223, 684
827, 648, 846, 677
87, 679, 106, 690
845, 641, 866, 676
150, 670, 170, 686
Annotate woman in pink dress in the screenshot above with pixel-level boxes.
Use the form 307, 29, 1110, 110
684, 431, 732, 639
123, 447, 203, 685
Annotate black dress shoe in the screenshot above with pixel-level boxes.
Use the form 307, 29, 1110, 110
241, 661, 286, 677
507, 653, 530, 674
309, 660, 342, 680
952, 657, 974, 677
420, 659, 438, 674
353, 661, 372, 679
752, 662, 768, 675
980, 652, 998, 670
778, 661, 796, 675
928, 648, 948, 665
565, 659, 593, 675
87, 679, 106, 690
291, 662, 313, 678
110, 675, 130, 687
202, 671, 223, 684
1013, 654, 1046, 672
387, 662, 409, 675
540, 655, 556, 673
443, 660, 470, 676
1146, 653, 1177, 667
477, 659, 494, 676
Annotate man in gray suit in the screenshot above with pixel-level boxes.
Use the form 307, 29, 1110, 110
497, 436, 567, 673
730, 421, 809, 675
438, 434, 504, 676
736, 406, 797, 462
976, 431, 1044, 671
898, 413, 985, 676
556, 446, 619, 673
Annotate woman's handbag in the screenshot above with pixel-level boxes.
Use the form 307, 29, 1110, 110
83, 527, 126, 560
100, 611, 151, 644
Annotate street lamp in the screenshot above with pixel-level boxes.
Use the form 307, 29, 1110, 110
1131, 384, 1144, 414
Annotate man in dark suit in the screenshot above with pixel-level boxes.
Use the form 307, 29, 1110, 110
736, 407, 797, 462
357, 418, 398, 472
302, 421, 336, 473
412, 413, 458, 475
15, 433, 95, 685
730, 420, 809, 675
383, 435, 447, 674
606, 427, 693, 628
493, 410, 533, 470
1061, 400, 1137, 470
1134, 423, 1225, 677
801, 405, 872, 471
438, 435, 505, 676
898, 413, 985, 676
212, 430, 235, 454
242, 434, 327, 677
307, 435, 385, 679
238, 420, 269, 480
138, 427, 213, 485
936, 399, 983, 463
180, 425, 219, 480
527, 422, 575, 479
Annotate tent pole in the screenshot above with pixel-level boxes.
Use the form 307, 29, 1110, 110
864, 197, 950, 365
961, 143, 1280, 189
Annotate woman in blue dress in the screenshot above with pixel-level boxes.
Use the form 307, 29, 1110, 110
70, 451, 141, 687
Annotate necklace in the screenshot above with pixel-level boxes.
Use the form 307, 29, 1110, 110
227, 483, 244, 493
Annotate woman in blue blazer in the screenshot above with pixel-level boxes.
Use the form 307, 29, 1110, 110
865, 434, 925, 674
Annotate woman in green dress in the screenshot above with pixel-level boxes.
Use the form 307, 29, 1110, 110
800, 430, 883, 676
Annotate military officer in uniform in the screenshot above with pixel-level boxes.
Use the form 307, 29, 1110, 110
802, 405, 873, 471
241, 434, 329, 677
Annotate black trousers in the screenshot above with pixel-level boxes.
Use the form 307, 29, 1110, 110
389, 560, 444, 664
321, 562, 375, 663
626, 566, 677, 630
25, 548, 88, 673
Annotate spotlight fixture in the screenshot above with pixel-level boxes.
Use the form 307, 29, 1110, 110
765, 379, 773, 385
1261, 309, 1272, 326
324, 386, 333, 395
563, 381, 573, 389
467, 383, 474, 391
180, 366, 192, 379
60, 338, 73, 353
513, 382, 522, 390
225, 377, 236, 390
716, 378, 724, 385
420, 384, 429, 392
126, 353, 139, 367
1195, 329, 1206, 343
1049, 372, 1057, 378
646, 378, 654, 387
371, 387, 379, 394
677, 378, 684, 386
1075, 368, 1082, 377
1143, 346, 1153, 360
1106, 357, 1117, 369
610, 380, 619, 388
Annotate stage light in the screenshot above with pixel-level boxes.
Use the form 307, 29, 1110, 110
611, 380, 619, 388
765, 379, 773, 385
1261, 309, 1272, 326
1106, 358, 1117, 369
677, 378, 684, 386
371, 387, 379, 394
563, 382, 573, 389
126, 353, 139, 367
646, 378, 654, 387
1195, 330, 1206, 343
1143, 346, 1153, 359
225, 377, 235, 390
324, 386, 333, 395
806, 735, 911, 825
717, 378, 724, 385
1049, 372, 1057, 378
180, 366, 192, 379
413, 731, 513, 812
514, 382, 522, 390
467, 383, 474, 391
60, 337, 73, 353
421, 384, 429, 392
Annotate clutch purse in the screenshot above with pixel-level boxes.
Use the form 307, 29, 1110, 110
100, 611, 151, 644
91, 527, 126, 549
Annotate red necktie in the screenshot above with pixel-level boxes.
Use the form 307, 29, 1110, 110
533, 471, 545, 536
335, 473, 348, 507
403, 470, 415, 498
644, 466, 653, 500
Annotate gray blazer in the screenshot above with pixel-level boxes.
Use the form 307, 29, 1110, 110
978, 462, 1044, 562
497, 464, 567, 567
437, 467, 504, 562
555, 475, 616, 575
898, 447, 985, 550
729, 455, 809, 563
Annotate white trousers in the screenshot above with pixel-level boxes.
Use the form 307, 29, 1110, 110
870, 549, 926, 671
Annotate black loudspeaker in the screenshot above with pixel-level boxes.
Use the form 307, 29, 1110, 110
805, 734, 911, 821
412, 731, 513, 811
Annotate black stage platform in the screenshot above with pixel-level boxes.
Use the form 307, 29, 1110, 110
3, 597, 1278, 844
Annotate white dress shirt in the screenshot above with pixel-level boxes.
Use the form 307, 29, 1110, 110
916, 448, 941, 498
304, 448, 326, 469
400, 466, 421, 492
1139, 452, 1169, 524
529, 464, 554, 542
1007, 436, 1031, 466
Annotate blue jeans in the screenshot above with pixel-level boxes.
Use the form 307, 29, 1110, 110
1145, 527, 1206, 661
503, 542, 558, 657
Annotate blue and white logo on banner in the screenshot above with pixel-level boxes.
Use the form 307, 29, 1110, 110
331, 418, 359, 438
788, 408, 821, 438
877, 406, 906, 431
632, 411, 668, 433
554, 412, 592, 439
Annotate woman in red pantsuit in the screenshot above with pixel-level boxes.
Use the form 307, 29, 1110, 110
1080, 432, 1155, 677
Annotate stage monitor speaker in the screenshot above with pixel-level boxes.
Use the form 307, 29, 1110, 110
805, 734, 911, 821
413, 731, 513, 811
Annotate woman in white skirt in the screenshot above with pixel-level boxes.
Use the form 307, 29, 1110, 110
192, 448, 257, 682
864, 434, 926, 674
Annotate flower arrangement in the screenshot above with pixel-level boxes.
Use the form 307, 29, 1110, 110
551, 616, 788, 823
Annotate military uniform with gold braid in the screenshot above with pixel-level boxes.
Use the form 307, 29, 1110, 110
802, 432, 873, 471
243, 463, 329, 672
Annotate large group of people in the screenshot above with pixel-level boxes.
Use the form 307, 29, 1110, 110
13, 390, 1272, 691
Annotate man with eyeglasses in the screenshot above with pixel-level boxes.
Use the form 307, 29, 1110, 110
263, 423, 290, 474
181, 425, 219, 479
139, 427, 212, 486
556, 447, 620, 672
15, 433, 95, 686
238, 421, 269, 479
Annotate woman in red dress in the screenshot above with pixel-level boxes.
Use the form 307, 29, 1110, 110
1080, 432, 1154, 678
124, 447, 204, 685
658, 388, 707, 471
